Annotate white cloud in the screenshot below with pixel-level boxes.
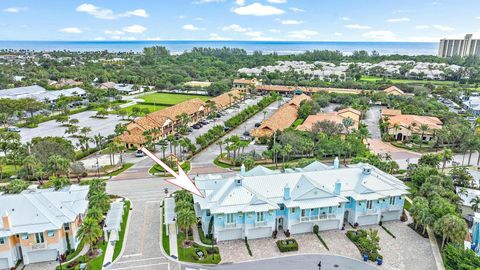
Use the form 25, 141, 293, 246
280, 20, 303, 25
339, 16, 351, 21
334, 32, 343, 36
76, 4, 149, 20
104, 30, 125, 35
270, 29, 281, 33
178, 15, 187, 19
209, 33, 232, 40
244, 31, 262, 37
289, 7, 305, 13
476, 16, 480, 19
183, 24, 201, 31
363, 30, 396, 41
122, 24, 147, 33
194, 17, 204, 21
235, 0, 245, 5
222, 24, 247, 32
59, 27, 83, 34
233, 3, 285, 16
193, 0, 224, 4
287, 29, 318, 39
433, 25, 455, 31
267, 0, 287, 3
3, 7, 26, 13
387, 17, 410, 22
345, 24, 371, 30
416, 25, 430, 29
146, 37, 162, 41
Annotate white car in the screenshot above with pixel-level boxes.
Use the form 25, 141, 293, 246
7, 126, 20, 132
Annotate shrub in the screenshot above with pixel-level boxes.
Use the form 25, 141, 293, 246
346, 229, 382, 261
276, 239, 299, 252
313, 224, 319, 234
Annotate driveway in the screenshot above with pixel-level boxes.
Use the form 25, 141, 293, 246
19, 110, 126, 147
367, 139, 421, 169
106, 176, 181, 270
364, 106, 382, 140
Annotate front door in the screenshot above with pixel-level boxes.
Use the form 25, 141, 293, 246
277, 217, 284, 230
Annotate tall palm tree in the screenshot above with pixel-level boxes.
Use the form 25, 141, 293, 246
441, 148, 453, 172
433, 214, 467, 249
77, 217, 103, 255
176, 208, 197, 240
216, 140, 224, 156
471, 196, 480, 212
89, 191, 110, 213
87, 207, 104, 223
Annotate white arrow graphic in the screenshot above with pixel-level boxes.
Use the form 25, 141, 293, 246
141, 147, 204, 198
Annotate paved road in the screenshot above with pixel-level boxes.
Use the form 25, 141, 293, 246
363, 106, 382, 139
181, 254, 378, 270
190, 98, 287, 173
106, 176, 181, 270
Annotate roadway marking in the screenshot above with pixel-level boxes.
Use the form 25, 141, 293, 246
114, 257, 167, 264
110, 262, 169, 270
122, 253, 142, 258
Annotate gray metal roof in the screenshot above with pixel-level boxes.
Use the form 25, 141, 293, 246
104, 201, 124, 233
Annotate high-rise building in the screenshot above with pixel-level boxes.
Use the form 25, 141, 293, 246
438, 34, 480, 57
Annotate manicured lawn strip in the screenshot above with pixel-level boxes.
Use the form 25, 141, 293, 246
213, 155, 236, 169
88, 241, 107, 270
291, 118, 304, 129
0, 164, 17, 179
150, 161, 190, 176
276, 239, 299, 252
404, 197, 412, 211
112, 200, 131, 261
121, 103, 168, 115
177, 232, 221, 264
141, 93, 210, 105
108, 163, 134, 177
197, 225, 213, 245
162, 206, 170, 255
65, 240, 85, 262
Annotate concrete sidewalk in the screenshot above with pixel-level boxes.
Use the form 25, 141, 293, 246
102, 236, 116, 269
169, 223, 179, 258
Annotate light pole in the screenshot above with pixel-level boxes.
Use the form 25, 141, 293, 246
318, 261, 321, 270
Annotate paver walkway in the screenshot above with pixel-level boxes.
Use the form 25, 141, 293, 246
64, 243, 90, 264
191, 226, 210, 247
102, 235, 116, 269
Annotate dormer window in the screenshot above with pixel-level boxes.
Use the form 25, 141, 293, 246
64, 223, 70, 231
235, 179, 242, 186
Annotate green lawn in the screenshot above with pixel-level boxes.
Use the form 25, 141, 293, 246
149, 161, 190, 176
360, 75, 458, 85
162, 206, 170, 255
177, 231, 221, 264
0, 164, 18, 180
108, 163, 134, 177
141, 93, 210, 105
113, 200, 130, 261
88, 241, 107, 270
121, 103, 168, 116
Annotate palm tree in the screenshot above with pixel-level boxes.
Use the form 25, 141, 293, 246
175, 200, 193, 212
77, 217, 103, 255
216, 140, 224, 156
433, 214, 467, 249
471, 196, 480, 212
89, 191, 110, 213
441, 148, 453, 172
243, 156, 255, 170
47, 155, 71, 177
176, 208, 197, 240
87, 207, 104, 222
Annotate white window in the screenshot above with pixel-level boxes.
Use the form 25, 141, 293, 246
35, 232, 45, 244
206, 210, 211, 217
48, 230, 55, 237
21, 233, 29, 240
366, 200, 373, 209
389, 197, 396, 205
301, 209, 306, 217
290, 208, 296, 214
226, 213, 234, 224
328, 207, 333, 214
256, 212, 264, 222
0, 237, 5, 244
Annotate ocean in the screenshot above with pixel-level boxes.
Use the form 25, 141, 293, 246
0, 40, 439, 56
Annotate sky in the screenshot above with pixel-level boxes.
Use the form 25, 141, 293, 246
0, 0, 479, 42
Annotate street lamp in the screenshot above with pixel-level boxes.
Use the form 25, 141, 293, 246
317, 261, 322, 270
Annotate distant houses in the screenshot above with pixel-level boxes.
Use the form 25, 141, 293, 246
251, 94, 310, 139
383, 86, 405, 96
381, 109, 443, 142
0, 85, 87, 104
232, 78, 260, 93
297, 108, 361, 134
0, 185, 89, 267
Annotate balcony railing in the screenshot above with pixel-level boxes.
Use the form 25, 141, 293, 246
32, 242, 46, 249
255, 220, 268, 226
364, 208, 377, 214
224, 223, 236, 229
300, 214, 337, 222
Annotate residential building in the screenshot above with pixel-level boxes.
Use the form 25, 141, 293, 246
383, 86, 405, 96
113, 84, 144, 95
98, 81, 116, 90
232, 78, 260, 93
297, 108, 361, 134
438, 34, 480, 58
255, 85, 362, 96
462, 95, 480, 117
209, 89, 243, 110
118, 98, 206, 148
0, 185, 89, 268
381, 109, 443, 141
193, 160, 408, 242
251, 94, 310, 139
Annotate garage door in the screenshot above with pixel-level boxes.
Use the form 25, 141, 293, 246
26, 249, 57, 264
291, 223, 312, 234
357, 215, 378, 226
0, 258, 9, 270
248, 227, 271, 239
217, 229, 242, 241
316, 220, 340, 231
382, 211, 401, 222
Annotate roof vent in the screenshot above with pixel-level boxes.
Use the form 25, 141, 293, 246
235, 178, 242, 186
363, 166, 372, 175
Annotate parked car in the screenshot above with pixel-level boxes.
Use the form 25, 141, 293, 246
240, 135, 252, 141
224, 126, 231, 132
193, 124, 201, 129
200, 120, 208, 125
254, 122, 261, 127
243, 131, 250, 136
135, 150, 145, 157
7, 126, 20, 132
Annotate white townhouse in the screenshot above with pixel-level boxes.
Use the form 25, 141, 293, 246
193, 160, 409, 242
0, 185, 89, 269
